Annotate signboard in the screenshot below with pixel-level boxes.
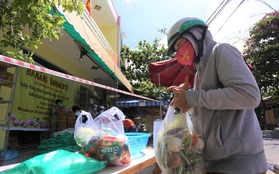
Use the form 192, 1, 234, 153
0, 71, 14, 88
10, 67, 73, 130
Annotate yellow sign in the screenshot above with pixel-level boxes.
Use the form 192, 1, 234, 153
10, 67, 73, 129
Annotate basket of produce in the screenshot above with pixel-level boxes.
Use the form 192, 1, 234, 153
75, 107, 133, 166
125, 132, 151, 157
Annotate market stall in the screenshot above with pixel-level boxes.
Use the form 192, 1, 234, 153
0, 107, 159, 174
0, 55, 165, 173
0, 55, 163, 151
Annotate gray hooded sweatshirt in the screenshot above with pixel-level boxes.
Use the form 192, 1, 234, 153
184, 28, 268, 173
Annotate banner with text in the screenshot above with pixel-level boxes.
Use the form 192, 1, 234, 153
10, 67, 73, 130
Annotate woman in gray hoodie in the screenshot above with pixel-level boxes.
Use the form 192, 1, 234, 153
167, 17, 268, 174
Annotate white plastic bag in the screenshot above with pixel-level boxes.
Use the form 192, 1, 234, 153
80, 107, 132, 165
155, 106, 205, 174
93, 106, 126, 135
74, 111, 95, 147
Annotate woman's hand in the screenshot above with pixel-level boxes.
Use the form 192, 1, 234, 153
167, 76, 191, 113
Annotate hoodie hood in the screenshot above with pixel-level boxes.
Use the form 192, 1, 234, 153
182, 27, 217, 63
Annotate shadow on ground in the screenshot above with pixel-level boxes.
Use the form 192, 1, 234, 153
262, 130, 279, 140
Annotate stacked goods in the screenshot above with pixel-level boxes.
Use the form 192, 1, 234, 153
57, 110, 74, 131
145, 115, 159, 132
67, 114, 76, 128
136, 107, 161, 132
37, 128, 80, 154
57, 110, 67, 131
8, 135, 20, 150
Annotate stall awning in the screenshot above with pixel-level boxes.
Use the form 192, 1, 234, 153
54, 7, 134, 93
116, 98, 169, 108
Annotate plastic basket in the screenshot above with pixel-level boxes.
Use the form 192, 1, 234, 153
125, 132, 151, 157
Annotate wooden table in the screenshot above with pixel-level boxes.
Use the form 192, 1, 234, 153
96, 147, 159, 174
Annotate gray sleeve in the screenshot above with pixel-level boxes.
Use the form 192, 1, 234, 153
186, 44, 261, 110
186, 90, 200, 107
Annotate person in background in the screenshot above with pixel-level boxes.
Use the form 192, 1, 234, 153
98, 105, 105, 115
71, 105, 93, 123
51, 99, 64, 134
137, 123, 146, 132
91, 104, 99, 118
123, 118, 138, 132
166, 17, 268, 173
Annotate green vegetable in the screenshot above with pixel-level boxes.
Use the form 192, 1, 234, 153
74, 127, 97, 147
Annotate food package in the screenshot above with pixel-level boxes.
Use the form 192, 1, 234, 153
80, 134, 131, 165
155, 106, 205, 174
78, 107, 132, 165
74, 111, 95, 147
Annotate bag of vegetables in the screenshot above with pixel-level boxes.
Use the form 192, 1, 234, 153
79, 107, 132, 166
155, 106, 205, 174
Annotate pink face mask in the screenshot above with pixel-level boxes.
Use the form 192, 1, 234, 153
175, 41, 196, 66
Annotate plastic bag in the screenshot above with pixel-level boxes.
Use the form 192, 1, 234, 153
93, 107, 126, 135
74, 111, 95, 147
79, 107, 132, 165
0, 149, 18, 161
2, 150, 107, 174
155, 106, 205, 174
37, 128, 80, 154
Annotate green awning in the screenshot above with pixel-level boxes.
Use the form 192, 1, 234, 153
51, 7, 134, 93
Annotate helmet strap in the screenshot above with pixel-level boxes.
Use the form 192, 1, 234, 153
187, 27, 207, 64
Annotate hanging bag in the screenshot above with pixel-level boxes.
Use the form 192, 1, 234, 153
155, 106, 205, 174
74, 111, 95, 147
79, 107, 132, 166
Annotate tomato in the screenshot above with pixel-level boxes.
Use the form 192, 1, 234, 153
191, 134, 198, 146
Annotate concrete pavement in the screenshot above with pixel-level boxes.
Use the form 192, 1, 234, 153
262, 130, 279, 174
262, 130, 279, 165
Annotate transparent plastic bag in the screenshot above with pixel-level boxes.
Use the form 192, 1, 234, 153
93, 106, 126, 135
0, 149, 18, 161
155, 106, 205, 174
80, 107, 132, 166
74, 111, 95, 147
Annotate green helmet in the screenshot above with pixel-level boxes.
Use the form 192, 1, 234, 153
167, 17, 208, 56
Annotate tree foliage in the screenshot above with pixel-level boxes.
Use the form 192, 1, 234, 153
120, 38, 173, 100
0, 0, 84, 63
243, 11, 279, 99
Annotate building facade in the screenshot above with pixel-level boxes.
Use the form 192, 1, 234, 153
0, 0, 133, 151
